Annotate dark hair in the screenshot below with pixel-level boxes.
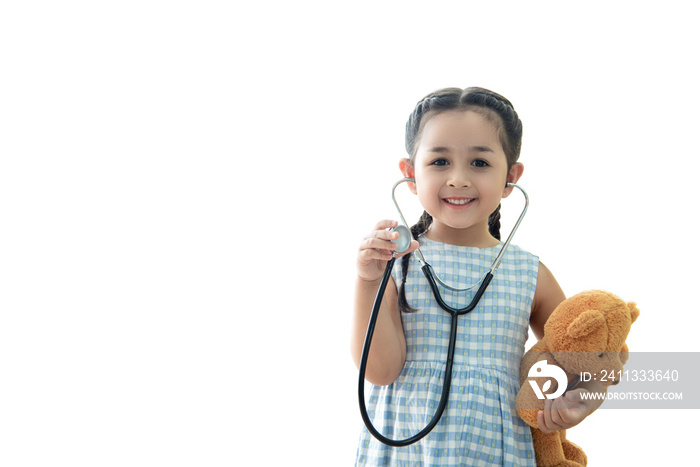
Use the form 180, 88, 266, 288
398, 87, 523, 314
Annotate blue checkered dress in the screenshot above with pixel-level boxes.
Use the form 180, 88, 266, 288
355, 236, 538, 466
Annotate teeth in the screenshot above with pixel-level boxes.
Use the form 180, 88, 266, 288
445, 198, 472, 205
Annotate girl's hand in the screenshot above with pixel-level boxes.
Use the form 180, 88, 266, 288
357, 220, 418, 283
536, 389, 593, 433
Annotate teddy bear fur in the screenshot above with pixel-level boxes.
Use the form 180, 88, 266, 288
516, 290, 640, 466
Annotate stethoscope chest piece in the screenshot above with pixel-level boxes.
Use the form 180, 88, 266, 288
391, 225, 412, 254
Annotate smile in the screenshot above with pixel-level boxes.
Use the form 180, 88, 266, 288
443, 198, 474, 206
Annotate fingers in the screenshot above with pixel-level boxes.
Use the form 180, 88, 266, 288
408, 239, 419, 252
396, 239, 420, 259
375, 221, 420, 259
565, 389, 586, 403
537, 400, 560, 434
537, 410, 552, 433
360, 224, 401, 258
361, 220, 416, 255
357, 221, 406, 281
538, 400, 568, 433
373, 219, 399, 231
357, 220, 419, 279
547, 398, 564, 427
537, 393, 590, 433
358, 238, 396, 262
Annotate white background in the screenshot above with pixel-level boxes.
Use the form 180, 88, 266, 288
2, 1, 698, 465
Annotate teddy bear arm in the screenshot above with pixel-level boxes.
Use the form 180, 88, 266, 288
515, 386, 543, 428
518, 342, 551, 384
517, 348, 553, 428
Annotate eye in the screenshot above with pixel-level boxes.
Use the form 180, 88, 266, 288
598, 353, 604, 358
472, 159, 490, 168
430, 158, 449, 167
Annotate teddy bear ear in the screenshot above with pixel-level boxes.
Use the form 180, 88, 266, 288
567, 309, 606, 339
620, 343, 630, 364
627, 302, 640, 324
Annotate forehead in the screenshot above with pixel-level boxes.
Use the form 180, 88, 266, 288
419, 109, 502, 147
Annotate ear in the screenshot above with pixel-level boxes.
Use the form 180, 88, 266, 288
620, 342, 630, 364
567, 310, 606, 339
399, 158, 417, 194
502, 162, 525, 198
627, 302, 640, 324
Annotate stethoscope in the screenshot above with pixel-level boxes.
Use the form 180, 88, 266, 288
358, 177, 529, 447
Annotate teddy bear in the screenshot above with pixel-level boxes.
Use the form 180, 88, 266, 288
516, 290, 640, 466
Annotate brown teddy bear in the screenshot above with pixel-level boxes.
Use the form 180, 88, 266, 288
516, 290, 640, 466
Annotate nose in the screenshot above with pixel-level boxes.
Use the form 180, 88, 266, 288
447, 170, 471, 188
612, 379, 620, 386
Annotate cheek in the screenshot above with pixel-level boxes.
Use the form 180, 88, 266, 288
416, 188, 436, 208
477, 177, 507, 200
414, 175, 439, 196
491, 173, 509, 191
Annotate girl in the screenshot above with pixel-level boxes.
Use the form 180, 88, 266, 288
351, 87, 602, 466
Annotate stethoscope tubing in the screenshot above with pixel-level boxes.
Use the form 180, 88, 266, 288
357, 261, 493, 446
423, 265, 494, 316
358, 257, 455, 447
358, 178, 529, 446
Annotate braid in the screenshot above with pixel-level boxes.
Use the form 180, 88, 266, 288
488, 204, 502, 241
398, 211, 433, 314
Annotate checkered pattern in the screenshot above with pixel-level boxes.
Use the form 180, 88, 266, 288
355, 237, 538, 466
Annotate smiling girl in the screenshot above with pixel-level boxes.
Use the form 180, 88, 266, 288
352, 87, 601, 466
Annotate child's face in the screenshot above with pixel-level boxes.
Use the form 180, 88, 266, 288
400, 109, 523, 246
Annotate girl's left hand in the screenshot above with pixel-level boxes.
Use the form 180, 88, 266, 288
537, 389, 592, 433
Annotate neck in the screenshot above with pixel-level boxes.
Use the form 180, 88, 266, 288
425, 221, 499, 248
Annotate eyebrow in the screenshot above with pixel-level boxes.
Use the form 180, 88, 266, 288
427, 145, 494, 153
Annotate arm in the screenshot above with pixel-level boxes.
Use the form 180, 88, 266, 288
350, 220, 418, 386
351, 275, 406, 386
530, 261, 566, 340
